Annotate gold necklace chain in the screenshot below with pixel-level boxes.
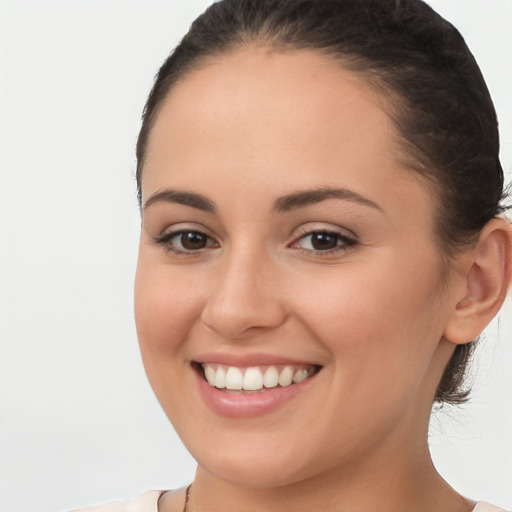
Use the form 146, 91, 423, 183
182, 484, 191, 512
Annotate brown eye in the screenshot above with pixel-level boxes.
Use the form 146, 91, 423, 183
153, 229, 219, 255
309, 232, 339, 250
291, 229, 357, 255
180, 231, 208, 250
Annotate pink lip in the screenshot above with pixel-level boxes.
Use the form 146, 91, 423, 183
193, 363, 319, 419
195, 352, 316, 367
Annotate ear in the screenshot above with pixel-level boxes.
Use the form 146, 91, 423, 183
443, 218, 512, 345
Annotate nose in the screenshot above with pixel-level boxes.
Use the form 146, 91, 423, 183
200, 247, 287, 340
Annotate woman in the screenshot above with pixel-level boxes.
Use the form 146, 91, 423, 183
78, 0, 511, 510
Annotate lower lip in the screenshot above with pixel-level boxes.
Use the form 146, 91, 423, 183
194, 368, 316, 418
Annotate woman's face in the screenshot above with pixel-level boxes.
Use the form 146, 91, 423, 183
135, 49, 457, 487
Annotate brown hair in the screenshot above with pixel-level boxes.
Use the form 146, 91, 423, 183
136, 0, 509, 405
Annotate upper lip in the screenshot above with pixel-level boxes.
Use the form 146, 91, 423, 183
193, 352, 322, 368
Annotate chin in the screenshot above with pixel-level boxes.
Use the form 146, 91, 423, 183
187, 432, 333, 489
199, 455, 312, 489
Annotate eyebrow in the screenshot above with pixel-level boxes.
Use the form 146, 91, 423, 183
273, 187, 383, 213
143, 186, 382, 214
143, 189, 216, 213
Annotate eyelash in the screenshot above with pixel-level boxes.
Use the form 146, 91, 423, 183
289, 229, 357, 256
152, 228, 358, 257
152, 230, 218, 256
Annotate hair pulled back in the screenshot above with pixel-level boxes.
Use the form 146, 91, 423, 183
136, 0, 509, 405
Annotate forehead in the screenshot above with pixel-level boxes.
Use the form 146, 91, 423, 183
142, 48, 429, 216
147, 48, 395, 158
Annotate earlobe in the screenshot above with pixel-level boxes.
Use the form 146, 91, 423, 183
443, 218, 512, 345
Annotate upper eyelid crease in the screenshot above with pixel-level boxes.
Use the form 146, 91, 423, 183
293, 223, 357, 240
153, 228, 215, 242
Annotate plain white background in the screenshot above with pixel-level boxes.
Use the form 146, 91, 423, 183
0, 1, 511, 511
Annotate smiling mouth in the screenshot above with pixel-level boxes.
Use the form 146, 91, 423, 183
194, 362, 321, 393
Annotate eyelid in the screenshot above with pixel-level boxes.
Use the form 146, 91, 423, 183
152, 223, 220, 255
287, 223, 358, 255
290, 222, 357, 241
154, 222, 217, 239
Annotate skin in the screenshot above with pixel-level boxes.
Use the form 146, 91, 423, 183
135, 48, 485, 512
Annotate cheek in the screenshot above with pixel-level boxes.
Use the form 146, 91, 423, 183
134, 257, 203, 357
134, 256, 206, 421
290, 253, 446, 386
290, 263, 446, 452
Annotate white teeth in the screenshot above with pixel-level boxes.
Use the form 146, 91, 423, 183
263, 366, 279, 388
243, 367, 264, 391
205, 365, 216, 386
225, 367, 243, 390
215, 367, 226, 389
278, 366, 294, 387
293, 368, 308, 383
202, 363, 315, 391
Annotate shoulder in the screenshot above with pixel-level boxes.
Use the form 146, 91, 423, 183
473, 502, 510, 512
69, 490, 164, 512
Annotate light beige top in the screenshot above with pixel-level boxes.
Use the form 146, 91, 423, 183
474, 504, 510, 512
70, 491, 163, 512
70, 491, 509, 512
